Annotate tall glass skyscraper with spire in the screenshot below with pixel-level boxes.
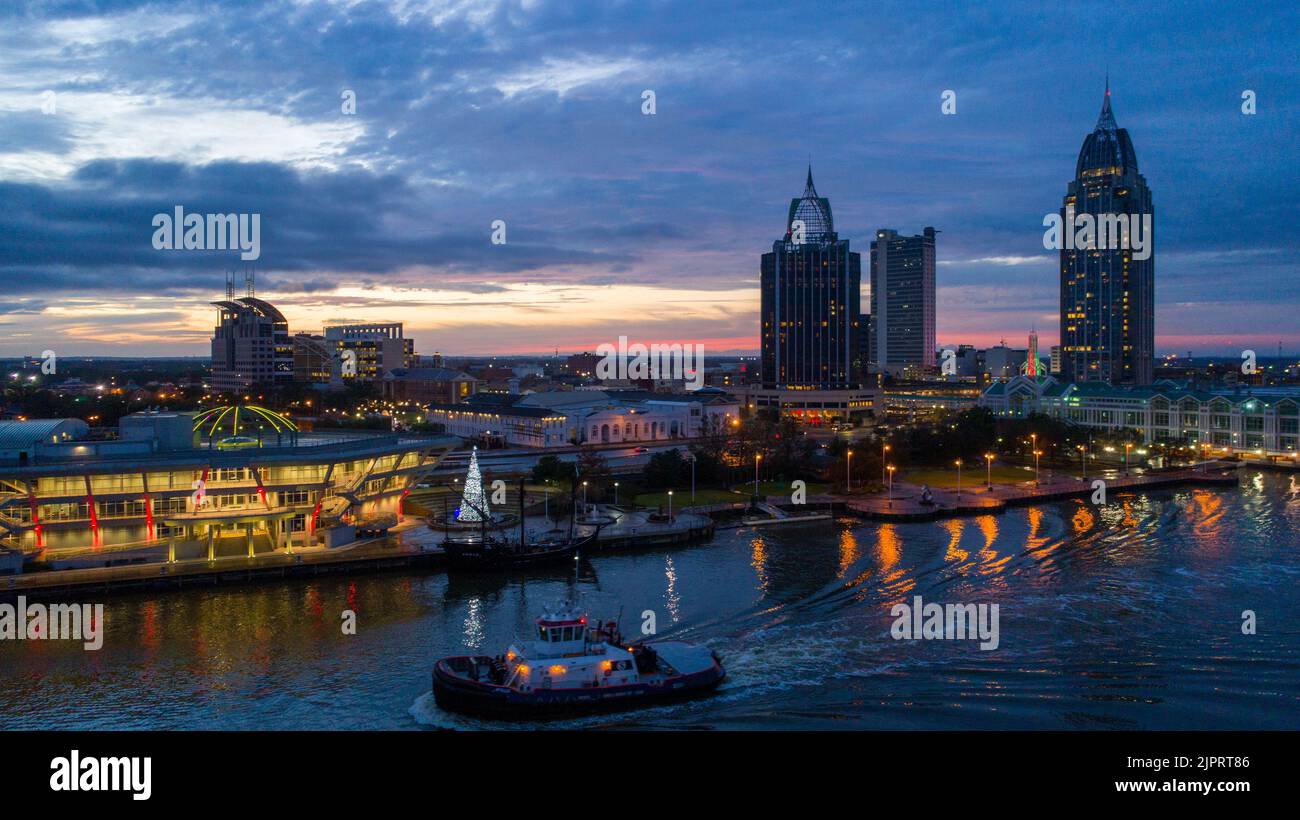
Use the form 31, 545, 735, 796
1059, 83, 1155, 384
760, 168, 862, 390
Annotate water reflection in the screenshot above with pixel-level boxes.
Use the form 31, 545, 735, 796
3, 471, 1297, 731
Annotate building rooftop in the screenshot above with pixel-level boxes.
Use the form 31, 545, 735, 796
0, 419, 88, 451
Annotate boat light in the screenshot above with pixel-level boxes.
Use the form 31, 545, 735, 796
549, 665, 566, 675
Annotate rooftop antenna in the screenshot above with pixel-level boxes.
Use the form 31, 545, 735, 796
245, 268, 255, 298
225, 270, 235, 300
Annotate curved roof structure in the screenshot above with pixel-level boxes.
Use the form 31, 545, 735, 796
1076, 80, 1139, 177
0, 419, 89, 451
209, 296, 287, 323
785, 165, 834, 242
192, 404, 298, 437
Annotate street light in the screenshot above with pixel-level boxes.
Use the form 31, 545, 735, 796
754, 452, 762, 497
985, 453, 994, 488
846, 449, 854, 493
614, 481, 619, 506
1078, 444, 1086, 480
1124, 443, 1133, 475
881, 442, 891, 484
955, 458, 962, 499
582, 480, 588, 512
688, 452, 696, 503
667, 490, 674, 521
1033, 450, 1042, 486
887, 465, 895, 507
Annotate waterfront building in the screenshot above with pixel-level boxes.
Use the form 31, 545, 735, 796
210, 296, 294, 393
1059, 82, 1155, 384
869, 227, 937, 377
423, 389, 740, 448
0, 410, 455, 562
324, 322, 415, 383
980, 375, 1300, 455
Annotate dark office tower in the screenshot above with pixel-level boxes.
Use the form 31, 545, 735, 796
760, 168, 862, 389
869, 227, 936, 376
1059, 82, 1155, 384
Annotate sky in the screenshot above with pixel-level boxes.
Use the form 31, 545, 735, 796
0, 0, 1296, 358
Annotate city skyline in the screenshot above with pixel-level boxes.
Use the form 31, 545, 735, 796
1, 2, 1296, 359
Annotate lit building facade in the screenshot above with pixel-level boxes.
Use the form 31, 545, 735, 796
325, 322, 416, 383
210, 297, 294, 393
0, 411, 455, 561
1059, 83, 1155, 385
980, 376, 1300, 455
760, 168, 862, 390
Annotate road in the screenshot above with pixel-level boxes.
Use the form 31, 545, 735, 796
425, 439, 692, 479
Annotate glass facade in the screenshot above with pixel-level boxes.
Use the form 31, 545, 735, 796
760, 169, 862, 390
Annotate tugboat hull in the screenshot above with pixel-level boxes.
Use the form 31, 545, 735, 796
432, 654, 725, 720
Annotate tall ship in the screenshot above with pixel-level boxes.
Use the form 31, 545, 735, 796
432, 603, 725, 719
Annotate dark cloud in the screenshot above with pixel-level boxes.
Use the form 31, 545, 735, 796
0, 0, 1295, 353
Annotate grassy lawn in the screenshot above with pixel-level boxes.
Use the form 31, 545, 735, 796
633, 488, 745, 508
904, 465, 1034, 487
753, 480, 833, 497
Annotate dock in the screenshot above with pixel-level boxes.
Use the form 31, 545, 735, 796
832, 467, 1241, 521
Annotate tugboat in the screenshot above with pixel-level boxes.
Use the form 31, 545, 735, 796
432, 603, 725, 719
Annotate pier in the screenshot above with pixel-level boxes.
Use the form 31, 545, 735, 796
830, 467, 1240, 521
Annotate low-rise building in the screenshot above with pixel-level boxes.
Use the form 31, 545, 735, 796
0, 411, 456, 558
383, 367, 477, 405
980, 375, 1300, 455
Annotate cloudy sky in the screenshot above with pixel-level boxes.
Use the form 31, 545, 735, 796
1, 0, 1295, 357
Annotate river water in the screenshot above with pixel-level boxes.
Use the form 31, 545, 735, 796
3, 470, 1298, 730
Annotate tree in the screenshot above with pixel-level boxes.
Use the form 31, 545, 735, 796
576, 446, 612, 499
531, 454, 576, 484
644, 448, 687, 489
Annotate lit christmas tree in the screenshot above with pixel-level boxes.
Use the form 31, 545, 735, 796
456, 446, 490, 523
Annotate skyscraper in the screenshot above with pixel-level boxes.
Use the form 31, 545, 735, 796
869, 227, 937, 377
1059, 82, 1155, 384
210, 282, 293, 394
760, 168, 862, 390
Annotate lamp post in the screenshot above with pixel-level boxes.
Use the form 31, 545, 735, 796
887, 465, 895, 507
1033, 450, 1042, 486
688, 452, 696, 503
846, 449, 853, 493
985, 453, 994, 489
881, 442, 891, 484
667, 490, 674, 521
955, 458, 963, 499
582, 480, 588, 513
1078, 444, 1086, 480
1124, 443, 1133, 475
613, 481, 619, 506
754, 452, 762, 498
